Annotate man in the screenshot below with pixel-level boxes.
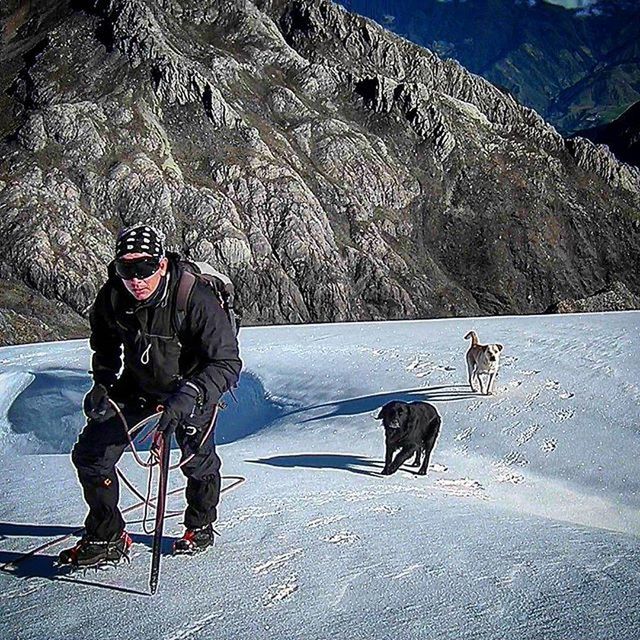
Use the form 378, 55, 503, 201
59, 223, 242, 567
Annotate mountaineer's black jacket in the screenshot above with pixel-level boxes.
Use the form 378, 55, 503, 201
89, 253, 241, 405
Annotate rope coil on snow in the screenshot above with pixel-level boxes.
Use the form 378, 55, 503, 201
109, 399, 225, 534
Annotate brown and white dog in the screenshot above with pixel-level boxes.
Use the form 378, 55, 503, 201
464, 331, 503, 395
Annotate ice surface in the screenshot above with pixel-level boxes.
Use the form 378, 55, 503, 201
1, 312, 638, 639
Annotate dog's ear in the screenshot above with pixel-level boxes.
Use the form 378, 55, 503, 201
496, 344, 504, 351
375, 409, 384, 420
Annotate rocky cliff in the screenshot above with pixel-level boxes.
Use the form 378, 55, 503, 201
577, 101, 640, 168
1, 0, 639, 345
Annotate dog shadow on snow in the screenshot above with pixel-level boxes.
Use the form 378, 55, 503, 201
247, 453, 431, 479
294, 384, 475, 424
249, 385, 473, 477
248, 453, 386, 478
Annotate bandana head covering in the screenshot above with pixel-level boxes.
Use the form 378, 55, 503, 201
115, 223, 164, 260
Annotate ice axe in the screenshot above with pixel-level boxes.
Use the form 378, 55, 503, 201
149, 407, 170, 596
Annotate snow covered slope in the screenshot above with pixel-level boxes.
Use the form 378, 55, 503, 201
1, 313, 639, 639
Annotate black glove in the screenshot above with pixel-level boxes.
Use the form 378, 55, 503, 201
156, 382, 202, 436
83, 383, 116, 422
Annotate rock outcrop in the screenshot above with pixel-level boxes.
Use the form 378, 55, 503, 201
576, 101, 640, 168
0, 0, 639, 344
547, 282, 640, 314
0, 278, 87, 346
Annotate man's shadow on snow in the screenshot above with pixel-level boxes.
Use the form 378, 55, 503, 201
0, 521, 176, 595
289, 384, 476, 424
247, 453, 422, 478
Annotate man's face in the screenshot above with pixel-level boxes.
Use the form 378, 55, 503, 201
118, 252, 168, 301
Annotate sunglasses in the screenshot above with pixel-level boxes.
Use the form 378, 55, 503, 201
114, 257, 161, 280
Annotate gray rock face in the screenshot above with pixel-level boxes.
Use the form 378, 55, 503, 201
336, 0, 640, 137
566, 136, 640, 193
0, 0, 639, 344
548, 282, 640, 314
0, 278, 87, 346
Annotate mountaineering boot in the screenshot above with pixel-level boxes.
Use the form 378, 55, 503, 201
57, 531, 132, 567
174, 524, 215, 555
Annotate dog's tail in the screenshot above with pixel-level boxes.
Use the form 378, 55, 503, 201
464, 330, 478, 346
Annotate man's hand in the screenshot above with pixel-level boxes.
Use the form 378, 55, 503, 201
156, 382, 201, 437
150, 430, 165, 463
83, 383, 116, 422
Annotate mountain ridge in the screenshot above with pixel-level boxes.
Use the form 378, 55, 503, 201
0, 0, 638, 344
337, 0, 640, 136
576, 101, 640, 167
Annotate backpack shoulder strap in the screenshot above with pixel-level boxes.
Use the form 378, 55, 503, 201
174, 269, 197, 333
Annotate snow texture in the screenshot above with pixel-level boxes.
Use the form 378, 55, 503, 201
1, 312, 639, 639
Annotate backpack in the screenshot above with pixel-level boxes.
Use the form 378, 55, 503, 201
175, 261, 241, 335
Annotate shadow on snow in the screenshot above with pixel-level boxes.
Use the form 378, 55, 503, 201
0, 521, 174, 594
290, 384, 477, 423
247, 453, 384, 477
246, 453, 428, 479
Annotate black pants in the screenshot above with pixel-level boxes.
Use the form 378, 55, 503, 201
71, 401, 221, 541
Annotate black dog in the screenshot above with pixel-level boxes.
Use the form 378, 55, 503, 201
376, 401, 441, 476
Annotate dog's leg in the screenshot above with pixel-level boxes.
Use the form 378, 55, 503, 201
418, 417, 441, 476
410, 447, 422, 467
386, 446, 417, 475
382, 441, 396, 475
466, 355, 477, 391
487, 372, 497, 395
478, 373, 486, 395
